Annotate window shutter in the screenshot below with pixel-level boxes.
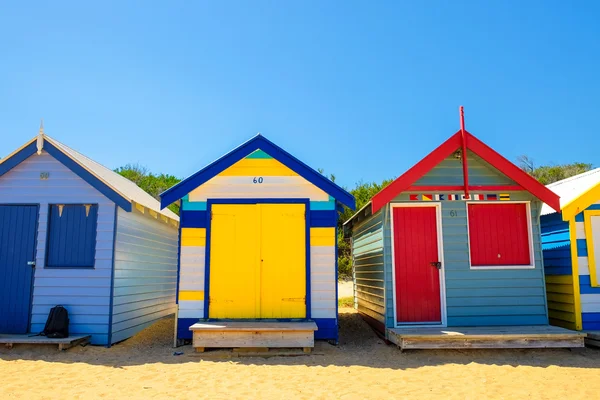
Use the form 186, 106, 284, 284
46, 204, 98, 268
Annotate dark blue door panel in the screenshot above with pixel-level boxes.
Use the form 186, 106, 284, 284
0, 205, 38, 334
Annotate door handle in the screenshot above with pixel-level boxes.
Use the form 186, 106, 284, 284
430, 261, 441, 269
27, 261, 36, 268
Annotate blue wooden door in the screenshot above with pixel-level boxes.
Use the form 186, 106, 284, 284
0, 205, 38, 334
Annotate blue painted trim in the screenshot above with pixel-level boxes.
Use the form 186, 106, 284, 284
203, 198, 312, 319
107, 204, 118, 347
576, 213, 585, 222
313, 318, 338, 340
159, 134, 356, 210
333, 224, 339, 342
305, 202, 312, 319
0, 141, 37, 177
175, 218, 183, 305
27, 204, 40, 334
576, 239, 588, 257
310, 210, 338, 227
180, 210, 208, 228
310, 200, 336, 211
43, 141, 132, 212
182, 199, 207, 211
203, 205, 211, 319
177, 317, 196, 339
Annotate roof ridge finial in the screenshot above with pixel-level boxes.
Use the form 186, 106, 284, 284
37, 118, 45, 155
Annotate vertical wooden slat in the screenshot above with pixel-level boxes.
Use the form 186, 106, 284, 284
0, 205, 38, 334
393, 206, 441, 323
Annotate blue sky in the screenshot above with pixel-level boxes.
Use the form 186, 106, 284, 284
1, 1, 598, 188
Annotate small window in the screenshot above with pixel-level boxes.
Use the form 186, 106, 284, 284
46, 204, 98, 268
467, 203, 532, 268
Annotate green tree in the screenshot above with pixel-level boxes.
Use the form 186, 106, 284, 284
337, 179, 394, 279
517, 156, 593, 185
114, 164, 181, 214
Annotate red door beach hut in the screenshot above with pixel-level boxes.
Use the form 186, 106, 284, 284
344, 109, 585, 350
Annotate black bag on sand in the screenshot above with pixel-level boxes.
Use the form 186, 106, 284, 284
41, 305, 69, 338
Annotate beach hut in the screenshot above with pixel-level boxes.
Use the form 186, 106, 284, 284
160, 134, 355, 350
343, 112, 585, 350
0, 127, 179, 346
541, 169, 600, 343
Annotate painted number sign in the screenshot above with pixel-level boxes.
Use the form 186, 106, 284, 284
253, 177, 264, 184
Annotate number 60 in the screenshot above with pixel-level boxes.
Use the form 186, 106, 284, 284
253, 177, 264, 184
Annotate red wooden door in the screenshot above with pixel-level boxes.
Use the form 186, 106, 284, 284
393, 206, 441, 323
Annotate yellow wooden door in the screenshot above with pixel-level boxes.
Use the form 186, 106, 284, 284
259, 204, 306, 318
208, 203, 306, 319
208, 204, 260, 318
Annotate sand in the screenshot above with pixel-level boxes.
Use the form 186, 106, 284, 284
2, 308, 600, 399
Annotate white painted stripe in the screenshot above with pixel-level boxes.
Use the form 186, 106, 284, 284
188, 176, 329, 202
576, 221, 586, 239
311, 291, 336, 301
312, 281, 335, 291
178, 309, 204, 319
311, 308, 336, 318
180, 264, 205, 274
178, 300, 204, 310
579, 257, 590, 276
581, 294, 600, 313
179, 281, 204, 291
180, 246, 205, 257
311, 246, 335, 255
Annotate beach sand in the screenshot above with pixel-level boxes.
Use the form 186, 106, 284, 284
2, 308, 600, 399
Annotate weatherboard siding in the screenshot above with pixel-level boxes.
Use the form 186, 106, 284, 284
383, 153, 548, 327
352, 209, 386, 331
540, 212, 576, 329
111, 207, 178, 344
0, 151, 115, 344
414, 151, 517, 186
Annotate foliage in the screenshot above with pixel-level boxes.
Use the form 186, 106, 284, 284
338, 296, 354, 307
114, 163, 181, 214
517, 155, 593, 185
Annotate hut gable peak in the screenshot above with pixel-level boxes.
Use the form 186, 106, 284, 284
371, 130, 560, 213
160, 134, 356, 210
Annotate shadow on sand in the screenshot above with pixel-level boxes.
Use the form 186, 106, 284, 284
1, 309, 599, 371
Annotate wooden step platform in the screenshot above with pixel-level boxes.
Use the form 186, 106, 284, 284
584, 331, 600, 348
0, 334, 91, 351
387, 325, 586, 351
189, 321, 318, 352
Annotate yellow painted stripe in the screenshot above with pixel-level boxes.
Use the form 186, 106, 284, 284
181, 228, 206, 246
562, 181, 600, 220
311, 227, 336, 246
545, 275, 573, 284
548, 309, 577, 323
217, 158, 298, 177
179, 291, 205, 301
569, 218, 583, 330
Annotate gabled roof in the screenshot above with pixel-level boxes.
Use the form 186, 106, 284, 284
0, 133, 179, 222
370, 130, 561, 213
160, 134, 356, 210
541, 168, 600, 219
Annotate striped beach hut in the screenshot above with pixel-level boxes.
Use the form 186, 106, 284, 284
160, 134, 355, 349
342, 112, 586, 350
0, 128, 179, 346
541, 169, 600, 336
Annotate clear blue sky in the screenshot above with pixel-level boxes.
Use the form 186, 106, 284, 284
1, 1, 598, 188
